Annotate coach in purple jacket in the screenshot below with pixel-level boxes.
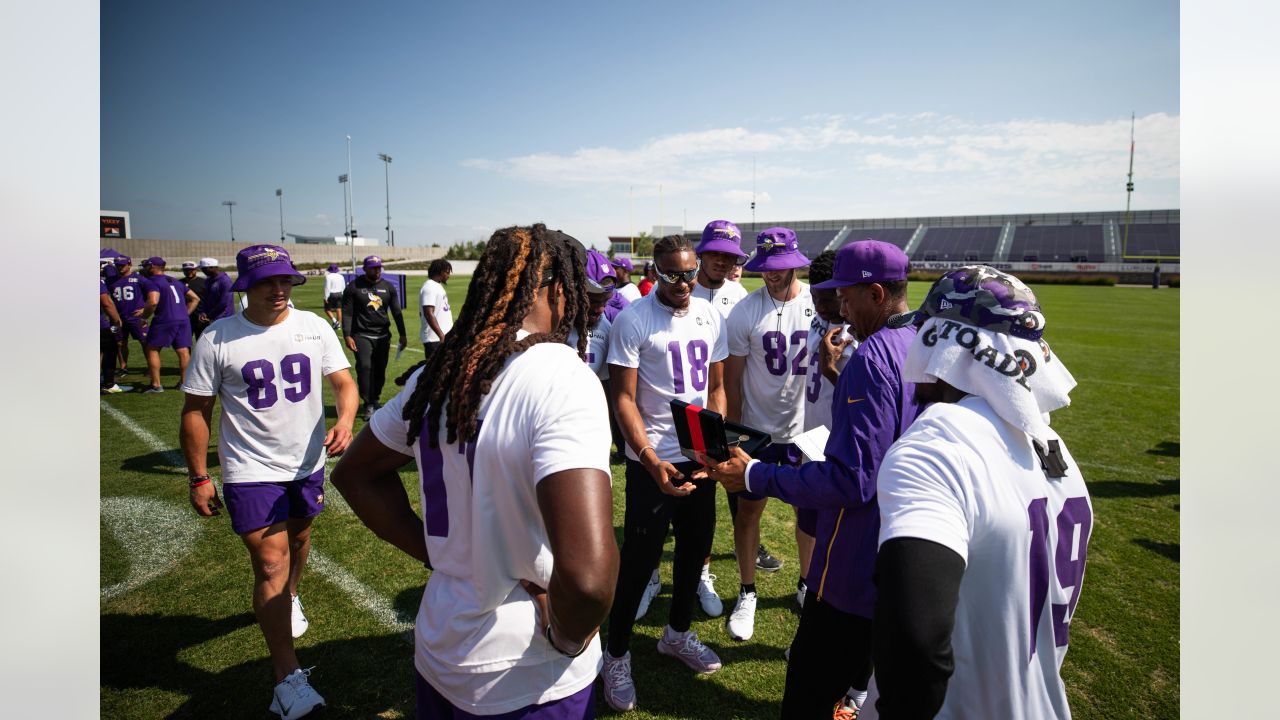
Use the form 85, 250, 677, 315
701, 239, 924, 719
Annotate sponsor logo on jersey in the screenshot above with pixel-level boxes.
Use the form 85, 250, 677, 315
805, 308, 814, 317
293, 333, 322, 342
696, 316, 704, 325
847, 397, 864, 404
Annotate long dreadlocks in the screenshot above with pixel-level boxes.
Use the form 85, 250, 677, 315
402, 223, 591, 448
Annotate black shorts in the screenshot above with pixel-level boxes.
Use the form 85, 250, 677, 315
324, 293, 343, 310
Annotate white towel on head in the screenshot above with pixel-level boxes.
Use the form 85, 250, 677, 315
904, 316, 1076, 448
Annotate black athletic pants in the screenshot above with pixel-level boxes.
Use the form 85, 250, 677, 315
781, 596, 873, 719
100, 328, 118, 387
606, 459, 716, 657
354, 334, 391, 406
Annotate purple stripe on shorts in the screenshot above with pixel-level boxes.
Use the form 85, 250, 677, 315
415, 672, 595, 719
223, 467, 325, 535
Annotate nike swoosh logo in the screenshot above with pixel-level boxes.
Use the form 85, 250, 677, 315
847, 397, 864, 404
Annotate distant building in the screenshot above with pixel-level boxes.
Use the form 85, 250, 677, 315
288, 233, 380, 246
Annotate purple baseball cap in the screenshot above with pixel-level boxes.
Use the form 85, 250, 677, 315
696, 219, 748, 258
743, 227, 810, 273
812, 239, 910, 289
887, 265, 1046, 341
610, 255, 634, 274
585, 249, 619, 295
362, 255, 383, 270
230, 244, 307, 292
143, 256, 165, 268
113, 255, 132, 266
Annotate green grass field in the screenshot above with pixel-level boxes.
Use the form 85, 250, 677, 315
100, 274, 1179, 718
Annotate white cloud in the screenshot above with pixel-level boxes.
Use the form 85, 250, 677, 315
313, 213, 332, 226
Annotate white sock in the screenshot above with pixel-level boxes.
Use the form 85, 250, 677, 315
650, 568, 660, 583
664, 626, 689, 642
700, 563, 711, 579
852, 689, 868, 708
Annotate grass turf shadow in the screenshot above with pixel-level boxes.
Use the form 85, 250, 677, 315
101, 612, 417, 718
1133, 539, 1179, 563
1145, 441, 1179, 457
1087, 477, 1179, 499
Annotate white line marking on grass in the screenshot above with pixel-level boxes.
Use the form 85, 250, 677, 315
100, 400, 186, 468
308, 549, 415, 634
101, 496, 201, 600
1079, 461, 1161, 477
1078, 378, 1177, 391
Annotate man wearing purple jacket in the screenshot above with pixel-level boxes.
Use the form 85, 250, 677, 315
198, 257, 235, 327
701, 239, 924, 719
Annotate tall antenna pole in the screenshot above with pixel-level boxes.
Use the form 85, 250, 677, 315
751, 156, 757, 230
659, 184, 664, 239
346, 135, 357, 241
628, 185, 634, 255
1123, 112, 1135, 258
276, 188, 284, 243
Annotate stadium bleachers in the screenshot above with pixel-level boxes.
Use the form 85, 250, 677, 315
911, 226, 1003, 262
841, 227, 916, 249
1122, 223, 1180, 257
1010, 225, 1106, 262
791, 229, 838, 259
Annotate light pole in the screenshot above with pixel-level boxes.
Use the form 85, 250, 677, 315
346, 135, 357, 241
339, 174, 353, 271
378, 152, 393, 247
221, 200, 237, 242
275, 188, 284, 243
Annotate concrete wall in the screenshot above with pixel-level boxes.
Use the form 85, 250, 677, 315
100, 238, 446, 267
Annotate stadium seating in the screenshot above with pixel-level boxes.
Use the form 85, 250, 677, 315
1009, 225, 1106, 262
791, 229, 838, 259
911, 226, 1002, 262
841, 228, 916, 250
1121, 223, 1180, 257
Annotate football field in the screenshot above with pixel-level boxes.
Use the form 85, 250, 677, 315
100, 273, 1179, 718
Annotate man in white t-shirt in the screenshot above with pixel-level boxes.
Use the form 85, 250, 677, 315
569, 254, 613, 380
322, 263, 346, 329
180, 244, 358, 720
418, 259, 454, 357
863, 266, 1089, 719
611, 255, 642, 303
600, 233, 729, 712
331, 225, 618, 719
692, 219, 750, 319
722, 227, 815, 642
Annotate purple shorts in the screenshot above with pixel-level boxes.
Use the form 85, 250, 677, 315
416, 672, 595, 720
121, 320, 148, 342
223, 468, 325, 535
145, 320, 192, 350
734, 441, 804, 502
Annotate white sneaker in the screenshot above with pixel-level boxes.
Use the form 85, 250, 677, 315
697, 567, 723, 617
269, 667, 325, 719
600, 651, 637, 712
100, 384, 132, 394
291, 595, 309, 638
634, 569, 660, 621
656, 627, 722, 674
727, 590, 757, 641
796, 580, 808, 609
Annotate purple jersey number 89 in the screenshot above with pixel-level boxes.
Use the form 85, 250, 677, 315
241, 353, 312, 410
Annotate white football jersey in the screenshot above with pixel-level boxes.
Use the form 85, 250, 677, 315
607, 294, 729, 464
865, 395, 1091, 720
323, 272, 346, 295
802, 316, 857, 433
568, 315, 611, 380
692, 279, 749, 319
725, 283, 814, 443
182, 310, 349, 483
617, 282, 642, 303
369, 339, 611, 715
418, 278, 454, 343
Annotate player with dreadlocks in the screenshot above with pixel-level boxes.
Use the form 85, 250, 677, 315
332, 224, 618, 719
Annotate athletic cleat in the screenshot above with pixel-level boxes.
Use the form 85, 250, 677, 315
101, 384, 133, 394
796, 580, 808, 609
269, 667, 325, 720
142, 385, 164, 394
600, 651, 637, 712
115, 367, 129, 378
635, 569, 660, 621
727, 589, 757, 641
291, 595, 309, 638
656, 627, 722, 674
833, 695, 860, 719
697, 568, 723, 617
359, 403, 372, 421
756, 544, 784, 572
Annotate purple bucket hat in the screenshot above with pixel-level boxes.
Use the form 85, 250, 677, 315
887, 265, 1046, 341
610, 255, 634, 274
813, 239, 910, 289
362, 255, 383, 270
743, 227, 810, 272
696, 219, 748, 258
327, 263, 339, 273
230, 244, 307, 292
585, 249, 619, 295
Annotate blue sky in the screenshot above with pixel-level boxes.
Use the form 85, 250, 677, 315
102, 1, 1179, 248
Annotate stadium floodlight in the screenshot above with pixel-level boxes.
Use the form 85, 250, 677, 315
339, 173, 353, 270
221, 200, 237, 243
378, 153, 393, 247
276, 188, 285, 243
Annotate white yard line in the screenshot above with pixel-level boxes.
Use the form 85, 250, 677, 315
100, 406, 408, 636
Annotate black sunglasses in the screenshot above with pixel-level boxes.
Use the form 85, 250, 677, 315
654, 260, 700, 285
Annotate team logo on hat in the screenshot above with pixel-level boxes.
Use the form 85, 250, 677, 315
714, 226, 740, 240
